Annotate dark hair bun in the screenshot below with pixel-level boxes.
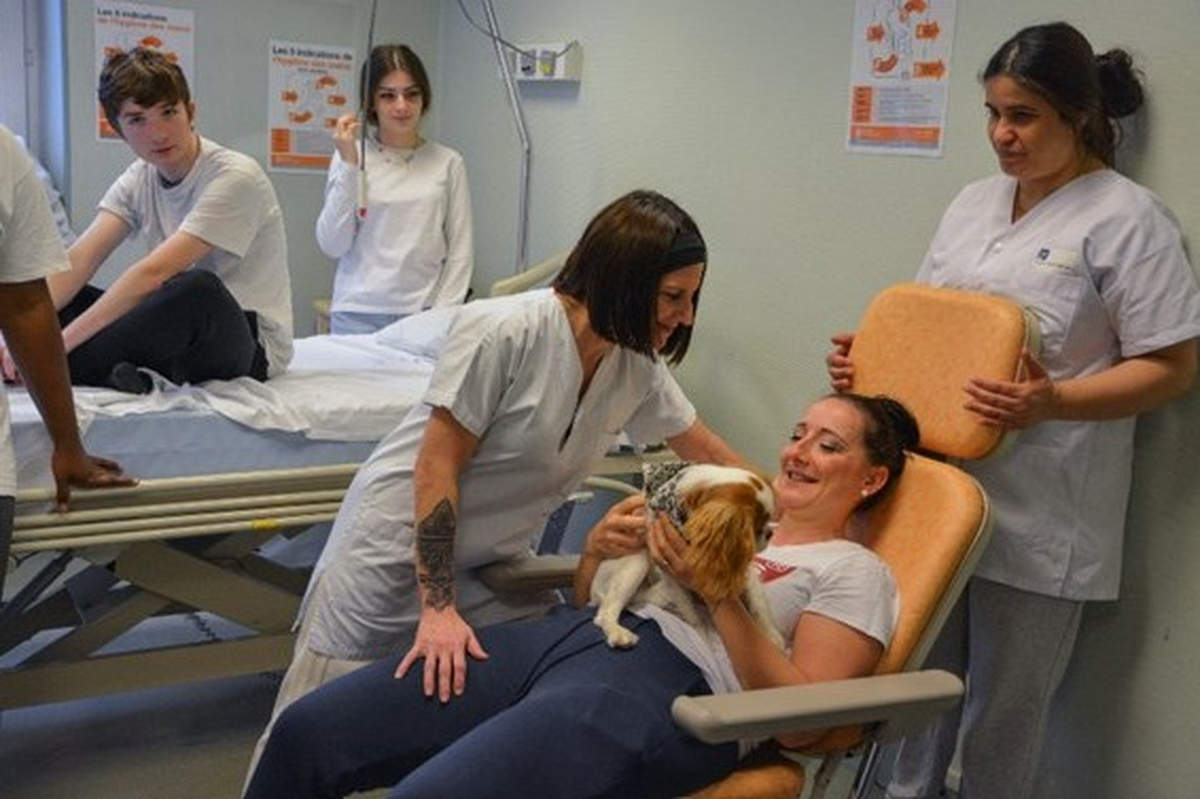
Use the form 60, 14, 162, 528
1096, 48, 1144, 118
877, 396, 921, 452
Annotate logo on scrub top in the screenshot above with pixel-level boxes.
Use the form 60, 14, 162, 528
1032, 247, 1080, 271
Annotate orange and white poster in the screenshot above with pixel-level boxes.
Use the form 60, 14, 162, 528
847, 0, 955, 156
268, 40, 355, 172
94, 1, 194, 141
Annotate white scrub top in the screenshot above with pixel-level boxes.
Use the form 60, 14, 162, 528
307, 289, 697, 659
0, 125, 71, 496
316, 141, 473, 315
918, 170, 1200, 600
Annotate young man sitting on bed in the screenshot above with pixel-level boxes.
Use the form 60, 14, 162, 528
29, 48, 293, 394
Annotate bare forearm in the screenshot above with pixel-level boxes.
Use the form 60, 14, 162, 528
709, 598, 802, 690
667, 418, 748, 467
0, 283, 84, 456
1053, 343, 1196, 421
411, 407, 480, 612
56, 210, 130, 311
573, 552, 603, 607
415, 497, 458, 610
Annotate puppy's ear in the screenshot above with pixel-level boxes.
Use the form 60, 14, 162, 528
683, 489, 758, 603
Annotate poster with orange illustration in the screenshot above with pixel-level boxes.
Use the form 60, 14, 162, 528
94, 1, 194, 141
847, 0, 956, 156
268, 40, 355, 173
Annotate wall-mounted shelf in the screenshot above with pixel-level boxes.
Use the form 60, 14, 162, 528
507, 41, 582, 82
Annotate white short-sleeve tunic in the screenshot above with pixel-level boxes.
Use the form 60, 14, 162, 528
307, 289, 697, 659
917, 171, 1200, 599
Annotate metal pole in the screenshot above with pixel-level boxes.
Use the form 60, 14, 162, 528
481, 0, 530, 273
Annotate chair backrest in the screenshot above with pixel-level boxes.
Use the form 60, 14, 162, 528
862, 455, 989, 675
849, 283, 1037, 459
851, 282, 1032, 674
802, 283, 1028, 752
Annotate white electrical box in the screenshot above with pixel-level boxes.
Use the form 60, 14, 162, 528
508, 41, 582, 82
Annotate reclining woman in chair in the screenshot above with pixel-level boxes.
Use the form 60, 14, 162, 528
243, 393, 917, 799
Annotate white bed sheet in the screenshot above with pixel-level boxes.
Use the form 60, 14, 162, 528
10, 335, 435, 490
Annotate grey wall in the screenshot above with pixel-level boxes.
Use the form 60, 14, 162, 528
57, 0, 441, 335
434, 2, 1200, 797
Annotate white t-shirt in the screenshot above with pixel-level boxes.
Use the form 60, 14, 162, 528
307, 289, 697, 659
0, 125, 72, 495
316, 140, 472, 315
636, 539, 898, 698
100, 136, 294, 375
918, 171, 1200, 599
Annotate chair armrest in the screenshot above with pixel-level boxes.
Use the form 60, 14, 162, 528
477, 554, 580, 593
671, 669, 963, 745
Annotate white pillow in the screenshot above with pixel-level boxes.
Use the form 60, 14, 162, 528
374, 305, 461, 360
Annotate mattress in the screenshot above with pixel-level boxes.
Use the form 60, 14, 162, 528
10, 334, 436, 490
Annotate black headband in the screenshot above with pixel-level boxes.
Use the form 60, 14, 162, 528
661, 227, 706, 270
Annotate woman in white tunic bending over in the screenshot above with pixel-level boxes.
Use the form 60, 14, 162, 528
828, 21, 1200, 799
246, 189, 745, 783
316, 44, 472, 335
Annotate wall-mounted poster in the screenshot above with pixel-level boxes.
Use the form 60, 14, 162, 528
847, 0, 956, 157
268, 40, 356, 172
94, 1, 195, 141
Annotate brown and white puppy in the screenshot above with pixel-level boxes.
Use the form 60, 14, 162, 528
590, 463, 783, 649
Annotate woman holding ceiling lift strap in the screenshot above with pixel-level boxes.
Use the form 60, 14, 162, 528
315, 44, 473, 335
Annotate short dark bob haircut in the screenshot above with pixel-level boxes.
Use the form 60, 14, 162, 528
99, 48, 191, 137
826, 393, 920, 511
363, 44, 432, 125
552, 190, 706, 365
982, 22, 1144, 167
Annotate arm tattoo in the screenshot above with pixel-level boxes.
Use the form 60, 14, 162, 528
416, 498, 457, 610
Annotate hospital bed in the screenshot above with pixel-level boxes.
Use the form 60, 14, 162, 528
0, 252, 669, 708
480, 283, 1035, 798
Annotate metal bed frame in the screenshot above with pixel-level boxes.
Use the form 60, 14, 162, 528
0, 251, 655, 709
0, 458, 662, 709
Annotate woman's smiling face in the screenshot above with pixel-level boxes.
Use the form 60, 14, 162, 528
774, 397, 885, 519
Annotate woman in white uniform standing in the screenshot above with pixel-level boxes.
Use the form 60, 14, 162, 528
316, 44, 472, 335
827, 22, 1200, 799
247, 189, 744, 784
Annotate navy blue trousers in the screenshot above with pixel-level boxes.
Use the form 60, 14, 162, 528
245, 606, 738, 799
60, 270, 267, 387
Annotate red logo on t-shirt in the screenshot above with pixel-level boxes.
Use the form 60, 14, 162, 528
753, 555, 796, 584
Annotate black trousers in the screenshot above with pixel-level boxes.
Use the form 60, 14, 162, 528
59, 270, 267, 387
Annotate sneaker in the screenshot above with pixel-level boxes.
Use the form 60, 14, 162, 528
106, 362, 152, 394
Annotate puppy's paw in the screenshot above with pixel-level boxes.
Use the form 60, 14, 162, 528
605, 625, 639, 649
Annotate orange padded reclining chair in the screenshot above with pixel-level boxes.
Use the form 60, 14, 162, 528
482, 284, 1034, 799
